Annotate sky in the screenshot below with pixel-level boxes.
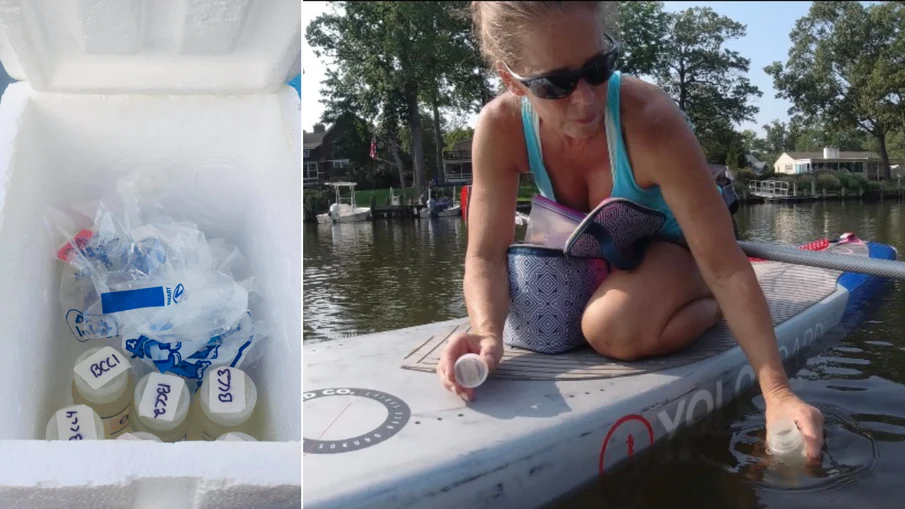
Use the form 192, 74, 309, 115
301, 1, 815, 138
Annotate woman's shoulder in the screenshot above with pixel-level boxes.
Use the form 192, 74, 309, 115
619, 75, 690, 146
476, 92, 524, 135
472, 92, 529, 171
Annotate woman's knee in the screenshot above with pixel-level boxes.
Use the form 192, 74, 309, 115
581, 300, 652, 361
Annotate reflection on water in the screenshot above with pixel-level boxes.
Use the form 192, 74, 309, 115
304, 217, 472, 342
303, 200, 905, 508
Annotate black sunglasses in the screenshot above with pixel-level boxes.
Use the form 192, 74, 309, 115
503, 34, 621, 100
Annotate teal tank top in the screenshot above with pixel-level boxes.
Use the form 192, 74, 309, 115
521, 71, 683, 239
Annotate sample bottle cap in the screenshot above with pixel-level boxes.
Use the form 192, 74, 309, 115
117, 431, 163, 442
454, 354, 489, 389
73, 346, 130, 404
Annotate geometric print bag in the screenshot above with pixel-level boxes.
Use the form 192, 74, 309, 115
502, 197, 668, 354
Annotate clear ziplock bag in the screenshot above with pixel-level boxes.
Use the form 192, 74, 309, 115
49, 172, 268, 383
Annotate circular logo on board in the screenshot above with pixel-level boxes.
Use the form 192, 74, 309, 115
303, 388, 411, 454
599, 414, 654, 476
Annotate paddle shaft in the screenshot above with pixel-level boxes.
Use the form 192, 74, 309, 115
664, 239, 905, 279
736, 240, 905, 279
662, 236, 904, 279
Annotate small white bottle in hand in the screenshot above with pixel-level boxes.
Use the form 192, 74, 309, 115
454, 353, 489, 389
766, 419, 807, 465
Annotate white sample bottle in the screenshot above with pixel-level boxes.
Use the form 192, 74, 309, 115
117, 431, 163, 442
71, 346, 134, 438
216, 432, 258, 442
766, 419, 807, 465
454, 353, 489, 389
45, 404, 104, 441
133, 372, 191, 442
195, 367, 258, 441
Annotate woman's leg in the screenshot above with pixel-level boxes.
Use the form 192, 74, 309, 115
581, 241, 722, 361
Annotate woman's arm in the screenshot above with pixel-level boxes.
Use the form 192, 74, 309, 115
464, 102, 522, 339
437, 100, 522, 400
626, 85, 824, 457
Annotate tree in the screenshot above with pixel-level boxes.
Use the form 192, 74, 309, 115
328, 114, 382, 186
696, 118, 744, 166
765, 1, 905, 179
307, 2, 486, 200
615, 2, 669, 77
618, 4, 762, 163
739, 129, 770, 161
725, 139, 748, 172
316, 56, 411, 199
789, 119, 871, 153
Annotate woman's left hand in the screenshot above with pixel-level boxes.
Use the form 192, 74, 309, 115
765, 388, 825, 460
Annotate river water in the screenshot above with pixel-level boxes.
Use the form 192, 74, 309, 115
303, 200, 905, 508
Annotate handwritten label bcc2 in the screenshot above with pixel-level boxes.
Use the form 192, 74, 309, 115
138, 373, 185, 423
209, 367, 245, 414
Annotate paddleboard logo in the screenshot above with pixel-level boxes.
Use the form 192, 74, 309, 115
303, 388, 411, 454
599, 414, 654, 476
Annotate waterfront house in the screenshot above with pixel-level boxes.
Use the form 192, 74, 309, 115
303, 114, 356, 186
441, 138, 473, 184
773, 148, 889, 178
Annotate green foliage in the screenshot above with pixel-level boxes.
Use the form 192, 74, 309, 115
765, 1, 905, 178
331, 114, 377, 181
849, 173, 870, 191
306, 1, 487, 198
443, 126, 475, 151
725, 141, 748, 171
797, 174, 815, 189
739, 129, 769, 160
696, 118, 756, 165
615, 2, 669, 77
304, 188, 332, 218
618, 3, 761, 163
833, 170, 853, 190
816, 173, 841, 190
732, 168, 757, 183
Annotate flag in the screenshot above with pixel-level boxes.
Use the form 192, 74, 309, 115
370, 137, 377, 160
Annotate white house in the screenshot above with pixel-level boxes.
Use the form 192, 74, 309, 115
773, 147, 885, 177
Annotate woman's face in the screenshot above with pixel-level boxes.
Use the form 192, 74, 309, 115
501, 10, 609, 140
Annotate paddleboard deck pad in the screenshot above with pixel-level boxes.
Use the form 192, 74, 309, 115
304, 235, 896, 509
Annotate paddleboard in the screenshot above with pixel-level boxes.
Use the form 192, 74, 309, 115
303, 234, 896, 509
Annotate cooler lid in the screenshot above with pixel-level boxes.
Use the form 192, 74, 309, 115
0, 0, 300, 93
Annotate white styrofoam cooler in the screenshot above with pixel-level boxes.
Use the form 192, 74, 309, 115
0, 1, 301, 508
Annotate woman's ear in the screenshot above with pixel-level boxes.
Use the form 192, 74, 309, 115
496, 62, 526, 97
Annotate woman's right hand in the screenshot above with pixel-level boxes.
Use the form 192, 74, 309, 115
437, 331, 503, 402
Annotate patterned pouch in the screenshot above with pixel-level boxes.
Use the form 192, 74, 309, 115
502, 198, 667, 354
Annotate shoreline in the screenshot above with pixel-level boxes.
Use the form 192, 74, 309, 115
303, 188, 905, 223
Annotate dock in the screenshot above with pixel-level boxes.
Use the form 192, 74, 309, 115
748, 180, 818, 203
371, 205, 424, 219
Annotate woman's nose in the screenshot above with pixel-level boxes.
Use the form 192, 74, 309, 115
571, 79, 596, 106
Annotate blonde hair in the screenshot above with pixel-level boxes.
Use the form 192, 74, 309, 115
470, 1, 617, 70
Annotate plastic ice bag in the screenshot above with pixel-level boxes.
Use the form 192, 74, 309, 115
522, 195, 586, 249
124, 311, 268, 389
49, 172, 267, 383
